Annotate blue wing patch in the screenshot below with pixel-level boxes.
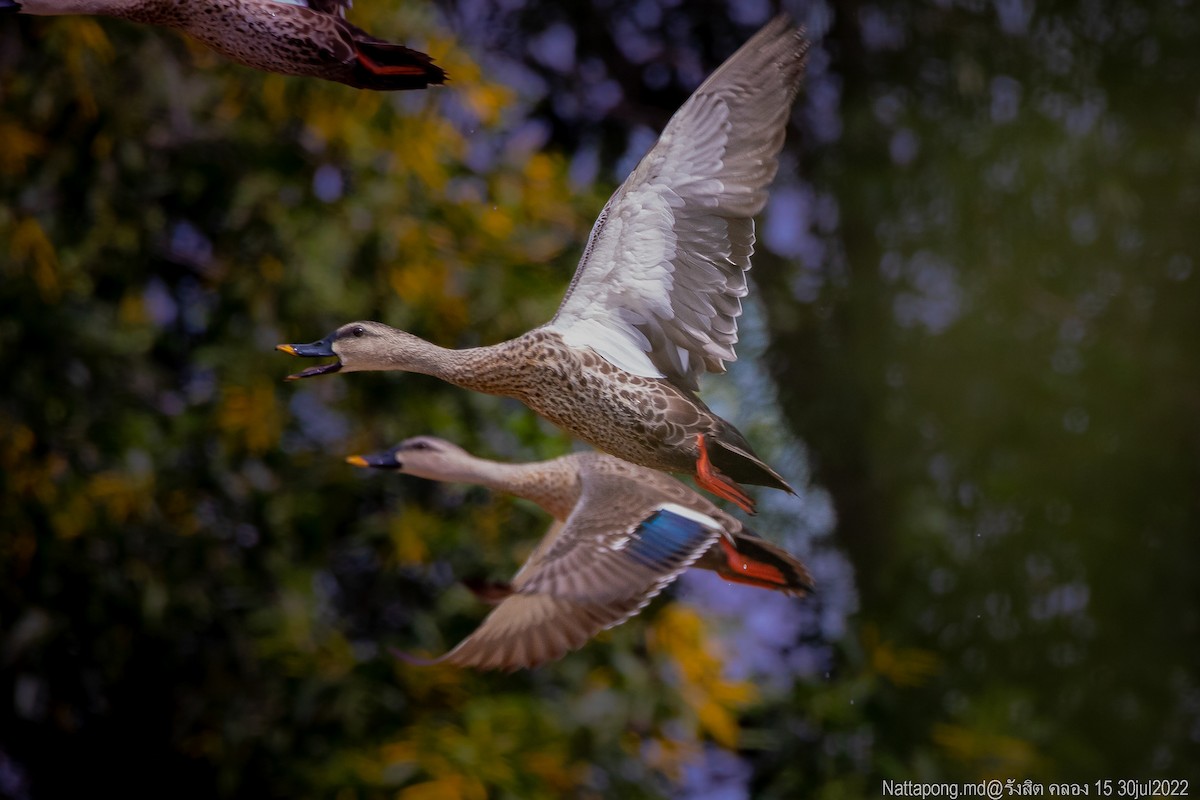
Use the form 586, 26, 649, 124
623, 504, 719, 572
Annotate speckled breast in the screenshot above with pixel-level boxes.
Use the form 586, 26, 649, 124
486, 332, 704, 474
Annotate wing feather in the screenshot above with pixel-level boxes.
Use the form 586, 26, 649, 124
546, 17, 809, 391
434, 484, 721, 670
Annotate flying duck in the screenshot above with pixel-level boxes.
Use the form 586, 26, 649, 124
2, 0, 445, 90
348, 435, 813, 670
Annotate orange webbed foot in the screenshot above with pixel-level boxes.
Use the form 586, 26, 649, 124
694, 433, 757, 514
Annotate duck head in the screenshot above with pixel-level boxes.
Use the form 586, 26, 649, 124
276, 320, 416, 380
345, 436, 472, 481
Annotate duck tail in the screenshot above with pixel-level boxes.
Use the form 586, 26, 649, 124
710, 435, 796, 495
348, 30, 447, 90
714, 532, 813, 596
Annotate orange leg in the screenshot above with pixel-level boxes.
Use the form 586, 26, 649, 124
694, 433, 757, 514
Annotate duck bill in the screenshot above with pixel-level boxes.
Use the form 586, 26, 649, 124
345, 450, 401, 470
0, 1, 23, 12
276, 337, 341, 380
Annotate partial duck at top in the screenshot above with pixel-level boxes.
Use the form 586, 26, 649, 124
1, 0, 446, 90
347, 436, 813, 671
279, 15, 809, 513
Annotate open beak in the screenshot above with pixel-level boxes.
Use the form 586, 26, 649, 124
276, 336, 341, 380
345, 450, 401, 470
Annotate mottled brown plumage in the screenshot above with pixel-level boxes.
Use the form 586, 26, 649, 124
349, 436, 813, 671
5, 0, 445, 90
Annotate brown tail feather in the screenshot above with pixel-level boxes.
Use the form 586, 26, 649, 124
710, 435, 795, 495
351, 38, 447, 90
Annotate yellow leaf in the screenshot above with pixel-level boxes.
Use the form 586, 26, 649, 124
57, 18, 115, 118
51, 494, 93, 540
862, 623, 940, 687
647, 605, 758, 748
380, 741, 419, 766
932, 722, 1038, 779
479, 207, 514, 240
0, 122, 47, 176
217, 382, 282, 454
259, 254, 285, 284
388, 507, 434, 564
696, 699, 741, 749
398, 774, 486, 800
260, 74, 290, 125
462, 83, 514, 126
11, 218, 61, 303
523, 153, 555, 185
521, 751, 584, 794
87, 470, 153, 524
118, 290, 148, 326
643, 735, 701, 782
61, 17, 115, 61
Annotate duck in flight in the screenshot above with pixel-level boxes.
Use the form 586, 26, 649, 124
347, 436, 813, 671
0, 0, 446, 90
279, 16, 809, 512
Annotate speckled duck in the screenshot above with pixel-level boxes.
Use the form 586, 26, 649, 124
347, 436, 813, 671
1, 0, 445, 90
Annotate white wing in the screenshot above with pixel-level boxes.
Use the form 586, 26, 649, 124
545, 16, 809, 391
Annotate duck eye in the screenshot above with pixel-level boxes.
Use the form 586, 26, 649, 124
352, 326, 365, 338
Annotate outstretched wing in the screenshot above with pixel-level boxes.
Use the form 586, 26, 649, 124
432, 499, 722, 671
545, 16, 809, 392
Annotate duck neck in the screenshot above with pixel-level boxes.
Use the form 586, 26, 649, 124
451, 456, 581, 522
397, 338, 521, 397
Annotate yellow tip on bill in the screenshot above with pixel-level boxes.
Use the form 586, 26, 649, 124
345, 455, 369, 467
275, 344, 298, 355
